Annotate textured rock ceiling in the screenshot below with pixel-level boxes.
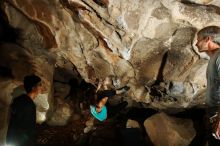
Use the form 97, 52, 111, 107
1, 0, 220, 124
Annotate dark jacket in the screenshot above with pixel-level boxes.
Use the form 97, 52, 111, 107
6, 94, 36, 146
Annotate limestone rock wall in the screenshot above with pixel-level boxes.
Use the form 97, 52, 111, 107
1, 0, 220, 110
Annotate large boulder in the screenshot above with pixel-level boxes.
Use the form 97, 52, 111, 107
144, 112, 196, 146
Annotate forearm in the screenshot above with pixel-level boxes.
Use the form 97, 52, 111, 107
116, 89, 123, 95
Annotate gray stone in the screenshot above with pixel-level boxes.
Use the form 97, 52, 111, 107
126, 119, 140, 128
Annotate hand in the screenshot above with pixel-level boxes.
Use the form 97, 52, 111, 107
96, 79, 103, 92
213, 120, 220, 140
123, 86, 130, 91
116, 86, 130, 94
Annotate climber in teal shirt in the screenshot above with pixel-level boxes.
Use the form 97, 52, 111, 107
90, 104, 107, 121
90, 87, 130, 122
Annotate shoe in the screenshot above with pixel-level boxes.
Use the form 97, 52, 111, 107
117, 86, 130, 94
123, 86, 130, 91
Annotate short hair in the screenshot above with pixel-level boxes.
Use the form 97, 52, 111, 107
197, 26, 220, 45
23, 75, 41, 93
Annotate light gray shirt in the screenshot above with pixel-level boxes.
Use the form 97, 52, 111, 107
206, 49, 220, 115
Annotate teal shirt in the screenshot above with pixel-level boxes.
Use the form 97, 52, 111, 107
90, 105, 107, 121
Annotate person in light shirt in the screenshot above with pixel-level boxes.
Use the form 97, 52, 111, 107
196, 26, 220, 145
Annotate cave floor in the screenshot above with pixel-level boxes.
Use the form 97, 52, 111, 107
37, 119, 85, 146
36, 108, 208, 146
37, 107, 155, 146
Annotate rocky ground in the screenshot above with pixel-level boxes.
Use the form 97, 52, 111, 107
37, 107, 207, 146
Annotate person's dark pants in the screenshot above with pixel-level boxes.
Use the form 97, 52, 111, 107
97, 89, 128, 119
205, 108, 220, 146
107, 101, 128, 118
206, 123, 220, 146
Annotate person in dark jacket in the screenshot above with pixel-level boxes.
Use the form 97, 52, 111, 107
6, 75, 43, 146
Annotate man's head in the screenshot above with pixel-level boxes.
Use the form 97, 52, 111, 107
196, 26, 220, 52
24, 75, 42, 95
